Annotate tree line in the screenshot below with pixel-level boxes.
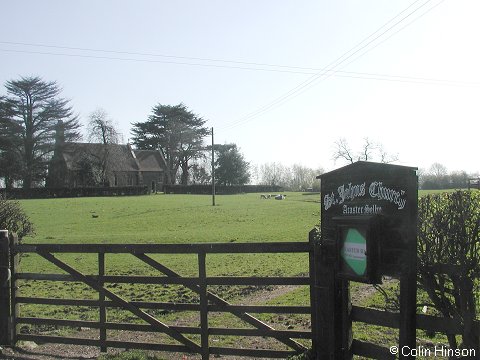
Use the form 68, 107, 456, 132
186, 158, 324, 192
332, 138, 478, 190
251, 163, 324, 191
0, 76, 252, 189
2, 76, 475, 191
418, 162, 476, 190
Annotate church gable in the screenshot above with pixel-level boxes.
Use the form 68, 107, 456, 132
48, 142, 165, 192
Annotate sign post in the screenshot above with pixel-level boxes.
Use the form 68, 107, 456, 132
314, 161, 418, 359
0, 230, 10, 346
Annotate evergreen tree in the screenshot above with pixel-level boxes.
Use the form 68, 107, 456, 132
0, 76, 81, 188
215, 144, 250, 186
131, 103, 208, 185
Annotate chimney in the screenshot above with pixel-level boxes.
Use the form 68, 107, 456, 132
55, 120, 65, 145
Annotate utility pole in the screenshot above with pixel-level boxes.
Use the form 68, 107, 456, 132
211, 127, 215, 206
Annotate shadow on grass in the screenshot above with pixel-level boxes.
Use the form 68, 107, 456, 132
291, 192, 320, 204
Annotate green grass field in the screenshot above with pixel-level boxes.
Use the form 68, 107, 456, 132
18, 190, 452, 245
16, 193, 318, 328
18, 192, 319, 277
20, 192, 320, 244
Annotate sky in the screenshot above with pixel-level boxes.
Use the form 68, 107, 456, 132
1, 0, 479, 175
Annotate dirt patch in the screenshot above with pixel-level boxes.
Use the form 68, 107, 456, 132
1, 341, 100, 360
0, 285, 309, 360
1, 282, 393, 360
351, 278, 397, 308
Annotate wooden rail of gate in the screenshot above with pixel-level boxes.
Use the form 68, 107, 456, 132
7, 239, 312, 359
346, 264, 480, 359
3, 232, 479, 359
308, 229, 480, 360
350, 306, 480, 359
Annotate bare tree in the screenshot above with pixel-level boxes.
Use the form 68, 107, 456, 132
290, 164, 324, 191
429, 162, 448, 177
360, 137, 377, 162
86, 109, 125, 186
332, 138, 355, 164
378, 143, 399, 164
87, 108, 122, 145
420, 163, 471, 190
332, 137, 398, 165
259, 162, 290, 187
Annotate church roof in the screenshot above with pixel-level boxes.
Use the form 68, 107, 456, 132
133, 150, 165, 172
59, 143, 164, 172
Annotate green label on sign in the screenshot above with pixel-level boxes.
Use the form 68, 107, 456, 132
341, 228, 367, 276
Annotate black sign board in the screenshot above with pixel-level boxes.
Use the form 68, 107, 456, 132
318, 161, 418, 283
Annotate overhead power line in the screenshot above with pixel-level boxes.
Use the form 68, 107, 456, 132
0, 47, 318, 75
0, 0, 457, 132
339, 0, 446, 71
0, 40, 326, 71
1, 46, 475, 88
217, 0, 442, 132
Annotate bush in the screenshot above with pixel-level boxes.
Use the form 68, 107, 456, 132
417, 190, 480, 351
0, 196, 34, 239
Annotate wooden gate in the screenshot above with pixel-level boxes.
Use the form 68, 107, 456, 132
2, 231, 479, 359
4, 233, 312, 359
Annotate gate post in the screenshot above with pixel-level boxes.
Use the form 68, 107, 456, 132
309, 229, 321, 358
0, 230, 11, 345
309, 228, 342, 359
316, 162, 418, 359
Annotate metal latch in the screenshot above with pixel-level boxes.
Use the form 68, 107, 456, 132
0, 266, 10, 283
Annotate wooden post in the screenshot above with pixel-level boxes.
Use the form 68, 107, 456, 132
9, 233, 19, 345
0, 230, 11, 345
340, 280, 353, 360
399, 271, 417, 359
198, 251, 209, 359
399, 178, 418, 359
309, 230, 319, 357
310, 228, 339, 360
99, 252, 107, 352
